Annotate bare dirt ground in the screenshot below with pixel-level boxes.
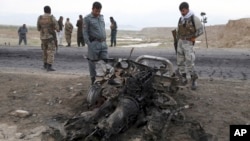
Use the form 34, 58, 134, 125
0, 45, 250, 141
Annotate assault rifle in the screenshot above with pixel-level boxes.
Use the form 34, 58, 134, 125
171, 29, 177, 55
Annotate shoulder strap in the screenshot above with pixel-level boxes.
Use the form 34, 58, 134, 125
178, 17, 181, 24
191, 15, 196, 29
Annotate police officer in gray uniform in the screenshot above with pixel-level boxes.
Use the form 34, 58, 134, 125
176, 2, 203, 90
83, 1, 108, 84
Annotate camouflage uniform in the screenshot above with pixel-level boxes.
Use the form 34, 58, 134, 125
64, 20, 73, 46
176, 14, 203, 89
83, 13, 108, 83
37, 13, 59, 69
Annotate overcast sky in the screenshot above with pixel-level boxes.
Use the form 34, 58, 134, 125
0, 0, 249, 30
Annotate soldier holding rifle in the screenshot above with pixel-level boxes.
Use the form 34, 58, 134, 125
172, 2, 203, 90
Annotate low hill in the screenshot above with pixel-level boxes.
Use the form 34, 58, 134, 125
1, 18, 250, 48
218, 18, 250, 48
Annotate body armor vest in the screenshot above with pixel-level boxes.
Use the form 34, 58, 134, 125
178, 15, 196, 38
38, 15, 54, 39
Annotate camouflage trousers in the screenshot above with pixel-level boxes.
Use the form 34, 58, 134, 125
41, 39, 56, 64
177, 39, 196, 75
65, 34, 72, 44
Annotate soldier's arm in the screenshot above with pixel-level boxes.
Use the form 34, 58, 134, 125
83, 17, 90, 45
37, 16, 41, 31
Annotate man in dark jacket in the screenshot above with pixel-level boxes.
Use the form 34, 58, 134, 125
18, 24, 28, 45
76, 15, 85, 47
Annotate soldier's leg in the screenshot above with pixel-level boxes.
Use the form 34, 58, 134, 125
177, 40, 186, 72
184, 41, 195, 74
100, 48, 108, 60
42, 41, 48, 69
19, 36, 22, 45
46, 40, 56, 71
88, 60, 96, 84
184, 41, 197, 90
24, 35, 27, 45
177, 40, 187, 85
88, 44, 100, 84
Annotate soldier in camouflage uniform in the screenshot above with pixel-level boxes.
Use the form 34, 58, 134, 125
37, 5, 59, 71
64, 18, 73, 47
83, 1, 108, 84
176, 2, 203, 90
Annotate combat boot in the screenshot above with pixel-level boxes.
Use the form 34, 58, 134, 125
181, 73, 188, 85
191, 73, 198, 90
43, 62, 47, 69
47, 64, 56, 71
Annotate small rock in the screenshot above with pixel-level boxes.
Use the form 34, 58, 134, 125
10, 110, 31, 118
59, 100, 63, 104
15, 132, 25, 139
13, 91, 17, 94
77, 83, 83, 86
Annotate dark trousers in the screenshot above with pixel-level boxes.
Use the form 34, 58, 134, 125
77, 36, 85, 47
19, 35, 27, 45
110, 30, 117, 46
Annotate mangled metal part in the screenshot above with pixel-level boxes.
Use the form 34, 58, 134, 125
153, 92, 177, 108
135, 55, 174, 76
96, 96, 140, 139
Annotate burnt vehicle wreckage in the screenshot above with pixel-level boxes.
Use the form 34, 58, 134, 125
41, 49, 217, 141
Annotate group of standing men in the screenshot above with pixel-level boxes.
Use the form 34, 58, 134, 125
56, 16, 78, 47
36, 1, 203, 90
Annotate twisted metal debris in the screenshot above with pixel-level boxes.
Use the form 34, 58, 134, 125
42, 53, 217, 141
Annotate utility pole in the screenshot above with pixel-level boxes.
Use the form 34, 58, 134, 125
201, 12, 208, 48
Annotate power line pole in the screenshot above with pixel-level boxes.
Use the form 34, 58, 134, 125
201, 12, 208, 48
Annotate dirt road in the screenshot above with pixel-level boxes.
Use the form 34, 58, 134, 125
0, 46, 250, 80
